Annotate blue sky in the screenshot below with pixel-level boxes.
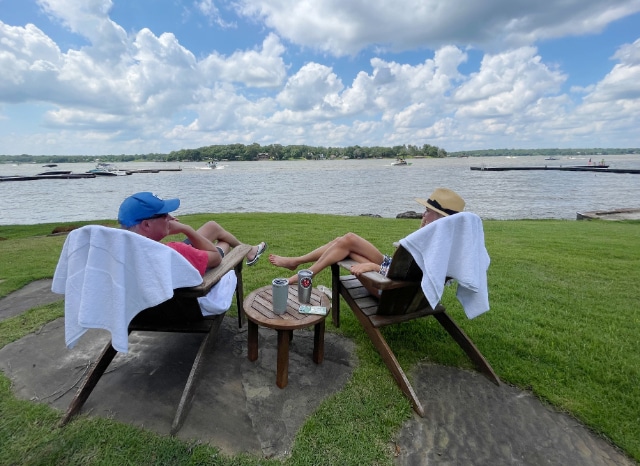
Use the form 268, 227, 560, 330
1, 0, 640, 155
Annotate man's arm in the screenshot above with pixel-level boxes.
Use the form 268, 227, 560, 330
168, 221, 222, 268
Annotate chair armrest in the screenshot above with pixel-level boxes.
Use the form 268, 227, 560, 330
176, 244, 252, 297
336, 259, 419, 291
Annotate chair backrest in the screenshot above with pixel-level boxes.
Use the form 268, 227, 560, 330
376, 245, 431, 316
53, 225, 208, 352
385, 245, 423, 281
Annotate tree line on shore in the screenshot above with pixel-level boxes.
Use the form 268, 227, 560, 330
0, 143, 445, 163
1, 144, 637, 164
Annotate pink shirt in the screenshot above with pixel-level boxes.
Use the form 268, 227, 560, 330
166, 242, 208, 276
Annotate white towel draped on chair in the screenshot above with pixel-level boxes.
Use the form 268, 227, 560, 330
198, 270, 237, 316
399, 212, 490, 319
52, 225, 204, 352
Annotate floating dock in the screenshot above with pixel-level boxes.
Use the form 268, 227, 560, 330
470, 165, 640, 174
577, 208, 640, 221
0, 167, 182, 181
0, 173, 97, 182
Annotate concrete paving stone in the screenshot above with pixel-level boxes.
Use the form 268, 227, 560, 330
0, 316, 357, 459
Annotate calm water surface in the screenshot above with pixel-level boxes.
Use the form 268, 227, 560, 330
1, 155, 639, 225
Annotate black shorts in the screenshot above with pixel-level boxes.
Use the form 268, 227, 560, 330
183, 239, 224, 258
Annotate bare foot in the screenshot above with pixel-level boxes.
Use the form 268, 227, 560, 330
268, 254, 298, 270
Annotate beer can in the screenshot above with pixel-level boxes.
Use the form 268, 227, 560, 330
297, 269, 313, 303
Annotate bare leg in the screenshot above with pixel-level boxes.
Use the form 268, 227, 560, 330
278, 233, 385, 284
197, 221, 262, 260
269, 237, 342, 270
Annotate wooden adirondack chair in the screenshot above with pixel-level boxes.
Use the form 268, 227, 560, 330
330, 245, 499, 417
56, 226, 251, 435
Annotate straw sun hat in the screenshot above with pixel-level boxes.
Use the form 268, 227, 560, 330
415, 187, 465, 217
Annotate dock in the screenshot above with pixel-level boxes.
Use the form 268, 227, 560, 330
0, 173, 97, 182
577, 208, 640, 221
470, 165, 640, 174
0, 167, 182, 182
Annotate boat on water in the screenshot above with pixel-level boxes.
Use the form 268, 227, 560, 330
391, 158, 411, 166
191, 161, 225, 170
87, 163, 130, 176
87, 169, 118, 176
544, 157, 559, 160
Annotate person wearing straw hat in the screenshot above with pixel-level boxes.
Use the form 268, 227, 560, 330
269, 187, 464, 285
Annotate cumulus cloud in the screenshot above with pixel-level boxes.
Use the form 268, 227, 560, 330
199, 33, 287, 88
195, 0, 235, 28
234, 0, 640, 55
276, 63, 344, 112
37, 0, 129, 60
584, 38, 640, 102
0, 23, 63, 102
560, 38, 640, 142
453, 47, 566, 117
0, 0, 639, 154
0, 15, 287, 134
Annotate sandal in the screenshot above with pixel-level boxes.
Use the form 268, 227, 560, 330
246, 242, 267, 266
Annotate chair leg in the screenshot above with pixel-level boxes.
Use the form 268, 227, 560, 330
312, 319, 325, 364
59, 340, 118, 427
434, 311, 500, 385
330, 263, 341, 327
235, 263, 245, 328
350, 306, 425, 417
170, 314, 225, 435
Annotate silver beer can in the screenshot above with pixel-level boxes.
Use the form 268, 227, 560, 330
297, 269, 313, 303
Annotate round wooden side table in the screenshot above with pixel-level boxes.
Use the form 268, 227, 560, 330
243, 284, 330, 388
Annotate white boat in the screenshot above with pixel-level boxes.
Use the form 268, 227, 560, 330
391, 158, 411, 166
87, 163, 130, 176
192, 161, 225, 170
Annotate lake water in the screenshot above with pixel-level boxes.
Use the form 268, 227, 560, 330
1, 155, 639, 225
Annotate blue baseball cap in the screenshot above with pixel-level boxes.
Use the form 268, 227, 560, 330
118, 192, 180, 227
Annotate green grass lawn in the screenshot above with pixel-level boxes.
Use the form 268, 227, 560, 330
1, 214, 639, 465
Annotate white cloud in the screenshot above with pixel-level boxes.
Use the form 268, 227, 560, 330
0, 17, 287, 137
583, 38, 640, 102
453, 47, 566, 117
560, 38, 640, 141
37, 0, 129, 60
195, 0, 235, 28
1, 1, 640, 154
276, 63, 344, 111
0, 22, 63, 102
199, 33, 287, 88
234, 0, 640, 55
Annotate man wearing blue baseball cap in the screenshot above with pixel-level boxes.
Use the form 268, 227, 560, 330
118, 192, 267, 275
